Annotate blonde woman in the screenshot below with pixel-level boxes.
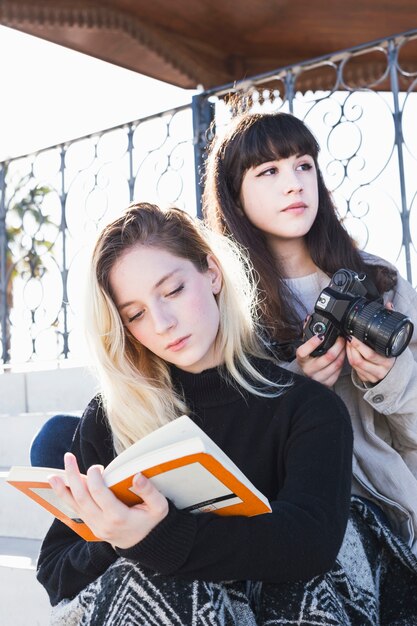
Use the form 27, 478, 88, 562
37, 202, 356, 625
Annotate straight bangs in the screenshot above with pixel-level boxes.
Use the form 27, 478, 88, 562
221, 113, 320, 200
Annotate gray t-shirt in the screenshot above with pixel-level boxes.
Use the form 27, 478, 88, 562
283, 270, 330, 321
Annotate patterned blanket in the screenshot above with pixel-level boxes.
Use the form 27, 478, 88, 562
50, 497, 417, 625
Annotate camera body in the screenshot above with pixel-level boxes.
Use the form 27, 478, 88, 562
304, 268, 414, 358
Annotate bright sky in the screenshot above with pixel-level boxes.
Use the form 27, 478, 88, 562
0, 25, 197, 162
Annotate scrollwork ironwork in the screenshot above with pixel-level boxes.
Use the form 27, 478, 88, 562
1, 31, 416, 366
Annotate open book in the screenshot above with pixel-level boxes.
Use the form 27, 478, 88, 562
7, 415, 271, 541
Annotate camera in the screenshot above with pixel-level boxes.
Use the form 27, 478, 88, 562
303, 268, 414, 358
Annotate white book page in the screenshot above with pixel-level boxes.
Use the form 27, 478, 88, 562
104, 415, 248, 488
30, 487, 82, 522
103, 415, 203, 475
104, 436, 205, 486
7, 466, 67, 482
144, 462, 242, 512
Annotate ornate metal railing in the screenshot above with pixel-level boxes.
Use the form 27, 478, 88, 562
0, 105, 196, 365
193, 29, 417, 285
1, 29, 416, 366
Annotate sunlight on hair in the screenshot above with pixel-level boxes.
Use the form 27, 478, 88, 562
83, 203, 292, 452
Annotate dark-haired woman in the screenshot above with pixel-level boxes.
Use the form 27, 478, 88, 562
204, 110, 417, 621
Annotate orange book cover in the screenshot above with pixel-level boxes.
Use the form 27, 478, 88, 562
7, 472, 98, 541
7, 416, 271, 541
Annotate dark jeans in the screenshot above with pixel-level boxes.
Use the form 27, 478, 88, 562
30, 413, 80, 468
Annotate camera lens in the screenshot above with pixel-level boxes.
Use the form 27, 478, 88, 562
345, 300, 414, 357
389, 321, 413, 356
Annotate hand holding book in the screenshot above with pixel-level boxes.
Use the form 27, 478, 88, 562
49, 452, 170, 549
7, 415, 271, 541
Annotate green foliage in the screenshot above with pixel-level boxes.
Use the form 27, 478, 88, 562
6, 175, 55, 281
1, 168, 57, 360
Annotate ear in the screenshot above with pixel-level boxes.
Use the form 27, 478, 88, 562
206, 254, 222, 295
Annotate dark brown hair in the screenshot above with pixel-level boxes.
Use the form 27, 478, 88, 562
203, 111, 396, 342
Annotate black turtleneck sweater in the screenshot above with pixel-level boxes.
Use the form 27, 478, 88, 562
37, 359, 353, 606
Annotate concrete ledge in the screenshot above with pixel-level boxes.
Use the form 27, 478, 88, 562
0, 365, 97, 415
1, 477, 53, 539
0, 364, 97, 626
0, 371, 26, 415
0, 562, 51, 626
0, 412, 61, 467
0, 536, 42, 568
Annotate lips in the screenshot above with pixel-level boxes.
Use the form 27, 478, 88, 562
166, 335, 190, 351
283, 202, 307, 211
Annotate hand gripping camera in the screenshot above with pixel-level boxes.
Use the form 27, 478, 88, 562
303, 268, 414, 358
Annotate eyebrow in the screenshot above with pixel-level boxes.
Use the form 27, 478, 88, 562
117, 268, 181, 312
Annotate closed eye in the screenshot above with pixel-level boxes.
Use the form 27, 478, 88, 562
126, 285, 184, 324
127, 310, 144, 324
166, 284, 184, 297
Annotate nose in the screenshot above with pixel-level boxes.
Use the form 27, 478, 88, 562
284, 169, 303, 194
152, 306, 177, 335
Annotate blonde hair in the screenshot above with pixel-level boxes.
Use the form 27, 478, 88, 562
85, 202, 290, 453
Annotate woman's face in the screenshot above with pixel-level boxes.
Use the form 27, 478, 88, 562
109, 245, 223, 373
239, 154, 319, 247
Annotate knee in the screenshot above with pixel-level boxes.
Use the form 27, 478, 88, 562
30, 414, 80, 468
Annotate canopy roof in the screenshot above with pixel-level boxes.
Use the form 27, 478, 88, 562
2, 1, 417, 89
